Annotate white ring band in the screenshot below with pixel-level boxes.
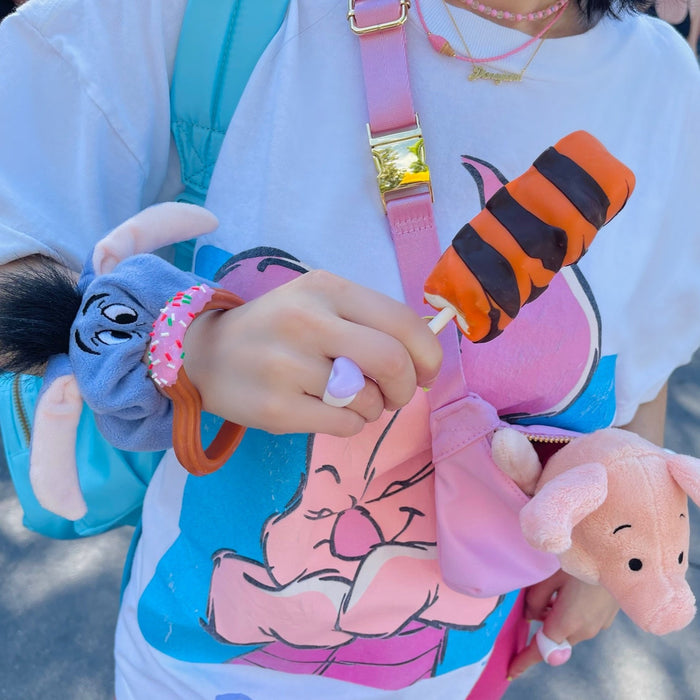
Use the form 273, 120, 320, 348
535, 628, 572, 666
321, 389, 358, 408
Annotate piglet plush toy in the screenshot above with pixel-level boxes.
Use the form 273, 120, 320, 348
492, 426, 700, 635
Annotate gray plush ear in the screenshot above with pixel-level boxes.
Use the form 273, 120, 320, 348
92, 202, 218, 275
29, 356, 87, 521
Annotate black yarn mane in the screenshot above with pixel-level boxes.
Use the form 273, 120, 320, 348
0, 256, 82, 374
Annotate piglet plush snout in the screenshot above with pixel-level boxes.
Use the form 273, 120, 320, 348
625, 579, 696, 636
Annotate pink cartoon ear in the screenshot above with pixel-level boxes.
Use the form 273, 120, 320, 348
92, 202, 219, 275
29, 374, 87, 521
654, 0, 688, 24
666, 451, 700, 506
520, 462, 608, 554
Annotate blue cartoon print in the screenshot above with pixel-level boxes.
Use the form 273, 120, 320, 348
136, 152, 617, 689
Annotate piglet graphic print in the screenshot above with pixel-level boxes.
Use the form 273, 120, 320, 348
135, 154, 617, 690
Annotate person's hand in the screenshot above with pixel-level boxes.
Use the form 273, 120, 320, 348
508, 569, 619, 679
182, 270, 443, 437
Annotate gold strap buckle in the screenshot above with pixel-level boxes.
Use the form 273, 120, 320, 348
347, 0, 410, 35
367, 114, 433, 212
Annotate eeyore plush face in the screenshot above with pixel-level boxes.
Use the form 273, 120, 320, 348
72, 292, 145, 356
17, 202, 220, 521
69, 203, 217, 365
67, 253, 207, 452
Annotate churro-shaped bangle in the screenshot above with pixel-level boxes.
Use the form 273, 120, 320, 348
148, 284, 246, 476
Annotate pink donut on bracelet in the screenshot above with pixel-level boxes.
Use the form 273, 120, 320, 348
148, 283, 246, 476
148, 284, 216, 388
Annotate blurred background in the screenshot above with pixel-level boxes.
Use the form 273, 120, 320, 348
1, 1, 699, 699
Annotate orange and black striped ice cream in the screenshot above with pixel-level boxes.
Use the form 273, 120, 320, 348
423, 130, 636, 343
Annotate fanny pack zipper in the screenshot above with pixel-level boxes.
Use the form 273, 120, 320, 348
515, 426, 578, 467
523, 432, 574, 445
11, 374, 32, 448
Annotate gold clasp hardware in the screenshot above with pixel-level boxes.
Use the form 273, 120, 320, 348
347, 0, 410, 35
367, 115, 433, 212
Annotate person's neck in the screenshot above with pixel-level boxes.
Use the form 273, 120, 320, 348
442, 0, 593, 37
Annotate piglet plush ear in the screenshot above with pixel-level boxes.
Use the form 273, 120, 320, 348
492, 427, 542, 496
29, 356, 87, 521
666, 451, 700, 506
92, 202, 219, 275
520, 462, 608, 554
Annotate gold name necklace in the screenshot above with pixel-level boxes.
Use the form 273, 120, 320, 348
414, 0, 569, 84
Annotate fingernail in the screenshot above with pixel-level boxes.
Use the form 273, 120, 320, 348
548, 648, 572, 666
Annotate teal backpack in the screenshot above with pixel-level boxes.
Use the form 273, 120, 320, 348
0, 0, 290, 539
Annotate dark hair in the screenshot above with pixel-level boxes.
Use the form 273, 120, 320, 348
0, 256, 82, 375
578, 0, 652, 21
0, 0, 15, 22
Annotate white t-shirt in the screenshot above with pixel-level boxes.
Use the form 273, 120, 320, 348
2, 1, 700, 699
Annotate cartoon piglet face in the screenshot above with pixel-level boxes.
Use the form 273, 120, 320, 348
262, 393, 436, 586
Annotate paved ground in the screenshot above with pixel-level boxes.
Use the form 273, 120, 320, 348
2, 351, 700, 699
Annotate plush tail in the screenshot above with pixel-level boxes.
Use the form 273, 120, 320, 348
0, 256, 82, 375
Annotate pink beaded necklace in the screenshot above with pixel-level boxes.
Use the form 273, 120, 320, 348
457, 0, 568, 23
414, 0, 569, 83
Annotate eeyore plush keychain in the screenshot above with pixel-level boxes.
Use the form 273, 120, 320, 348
1, 203, 246, 520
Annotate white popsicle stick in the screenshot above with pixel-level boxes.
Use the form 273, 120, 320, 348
427, 306, 457, 335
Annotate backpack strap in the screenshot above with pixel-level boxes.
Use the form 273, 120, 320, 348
171, 0, 290, 207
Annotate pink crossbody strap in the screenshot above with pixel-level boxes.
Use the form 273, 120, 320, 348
351, 7, 560, 660
350, 0, 465, 408
354, 0, 416, 132
386, 197, 439, 312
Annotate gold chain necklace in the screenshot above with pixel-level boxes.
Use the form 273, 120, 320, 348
416, 0, 567, 84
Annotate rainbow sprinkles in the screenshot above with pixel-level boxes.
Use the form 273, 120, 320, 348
148, 284, 216, 388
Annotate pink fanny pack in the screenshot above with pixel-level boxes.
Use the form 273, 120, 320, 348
431, 393, 575, 597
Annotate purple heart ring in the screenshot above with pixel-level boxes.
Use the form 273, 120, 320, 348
321, 356, 366, 408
